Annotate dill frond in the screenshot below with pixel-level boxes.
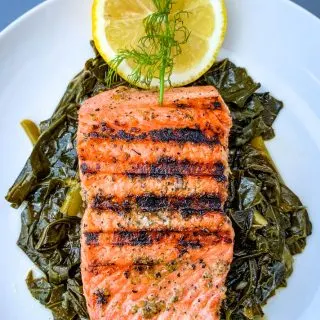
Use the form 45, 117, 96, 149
106, 0, 190, 104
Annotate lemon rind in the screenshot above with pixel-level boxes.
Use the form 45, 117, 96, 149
92, 0, 227, 89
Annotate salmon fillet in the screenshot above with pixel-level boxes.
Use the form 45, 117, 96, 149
78, 86, 234, 320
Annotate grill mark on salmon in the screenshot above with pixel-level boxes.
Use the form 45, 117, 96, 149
111, 166, 225, 179
85, 232, 100, 245
82, 228, 233, 267
84, 229, 233, 249
113, 230, 154, 246
149, 128, 218, 145
86, 127, 221, 145
80, 157, 227, 180
79, 97, 231, 145
92, 194, 222, 215
136, 194, 222, 213
78, 86, 233, 320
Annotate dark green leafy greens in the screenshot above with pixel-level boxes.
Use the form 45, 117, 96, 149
5, 45, 311, 320
201, 60, 311, 319
6, 43, 123, 320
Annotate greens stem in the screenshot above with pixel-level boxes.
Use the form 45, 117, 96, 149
60, 180, 83, 216
251, 136, 284, 184
21, 119, 40, 145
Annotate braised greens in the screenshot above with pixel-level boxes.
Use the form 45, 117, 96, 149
202, 60, 312, 319
5, 45, 311, 320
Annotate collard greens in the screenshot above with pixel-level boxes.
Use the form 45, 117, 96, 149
6, 46, 311, 320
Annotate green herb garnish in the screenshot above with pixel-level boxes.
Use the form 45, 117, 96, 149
107, 0, 190, 104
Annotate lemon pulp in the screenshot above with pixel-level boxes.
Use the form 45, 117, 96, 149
92, 0, 227, 88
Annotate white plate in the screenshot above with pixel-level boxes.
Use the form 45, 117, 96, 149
0, 0, 319, 319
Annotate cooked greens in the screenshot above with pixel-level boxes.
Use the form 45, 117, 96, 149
5, 45, 311, 320
5, 46, 121, 319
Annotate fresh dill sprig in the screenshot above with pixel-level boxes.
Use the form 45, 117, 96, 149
106, 0, 190, 104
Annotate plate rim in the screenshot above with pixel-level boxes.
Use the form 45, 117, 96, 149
0, 0, 319, 319
1, 0, 320, 41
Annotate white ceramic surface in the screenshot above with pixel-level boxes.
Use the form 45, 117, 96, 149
0, 0, 319, 319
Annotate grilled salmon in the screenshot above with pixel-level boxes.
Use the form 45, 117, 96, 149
78, 86, 234, 320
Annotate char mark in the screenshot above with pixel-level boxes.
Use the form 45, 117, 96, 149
178, 241, 200, 256
88, 127, 220, 145
133, 257, 159, 273
140, 195, 222, 213
93, 194, 131, 215
125, 158, 226, 180
113, 230, 231, 247
113, 231, 154, 246
172, 98, 222, 110
212, 101, 222, 110
192, 229, 233, 244
113, 231, 172, 246
212, 161, 227, 182
84, 232, 99, 245
180, 208, 207, 219
175, 103, 189, 109
178, 236, 203, 249
177, 229, 233, 256
94, 289, 110, 305
136, 195, 168, 212
92, 194, 222, 217
149, 128, 219, 145
80, 162, 98, 175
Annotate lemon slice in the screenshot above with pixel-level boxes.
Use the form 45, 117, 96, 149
92, 0, 227, 88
